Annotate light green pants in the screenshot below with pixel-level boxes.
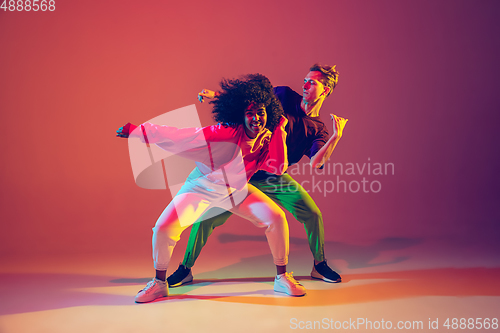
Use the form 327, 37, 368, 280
182, 173, 325, 267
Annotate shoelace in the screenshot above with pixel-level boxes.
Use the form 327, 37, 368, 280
139, 279, 158, 293
285, 272, 301, 285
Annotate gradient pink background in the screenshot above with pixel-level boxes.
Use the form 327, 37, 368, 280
1, 0, 499, 266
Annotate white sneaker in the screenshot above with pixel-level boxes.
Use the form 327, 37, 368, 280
135, 278, 168, 303
274, 272, 306, 296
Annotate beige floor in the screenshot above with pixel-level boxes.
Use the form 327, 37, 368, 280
1, 237, 499, 333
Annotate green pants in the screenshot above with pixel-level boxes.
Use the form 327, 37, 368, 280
182, 173, 325, 267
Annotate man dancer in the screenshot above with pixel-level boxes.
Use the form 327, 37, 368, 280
168, 64, 348, 287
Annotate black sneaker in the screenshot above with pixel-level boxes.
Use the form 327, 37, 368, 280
311, 261, 341, 283
167, 264, 193, 287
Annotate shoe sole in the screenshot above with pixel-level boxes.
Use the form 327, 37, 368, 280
274, 285, 306, 297
134, 293, 168, 303
311, 272, 341, 283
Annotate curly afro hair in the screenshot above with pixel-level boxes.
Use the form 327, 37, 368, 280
210, 74, 283, 131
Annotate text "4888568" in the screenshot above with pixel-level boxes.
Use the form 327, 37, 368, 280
1, 0, 55, 11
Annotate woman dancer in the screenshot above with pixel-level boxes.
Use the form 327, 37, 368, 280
117, 74, 306, 302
